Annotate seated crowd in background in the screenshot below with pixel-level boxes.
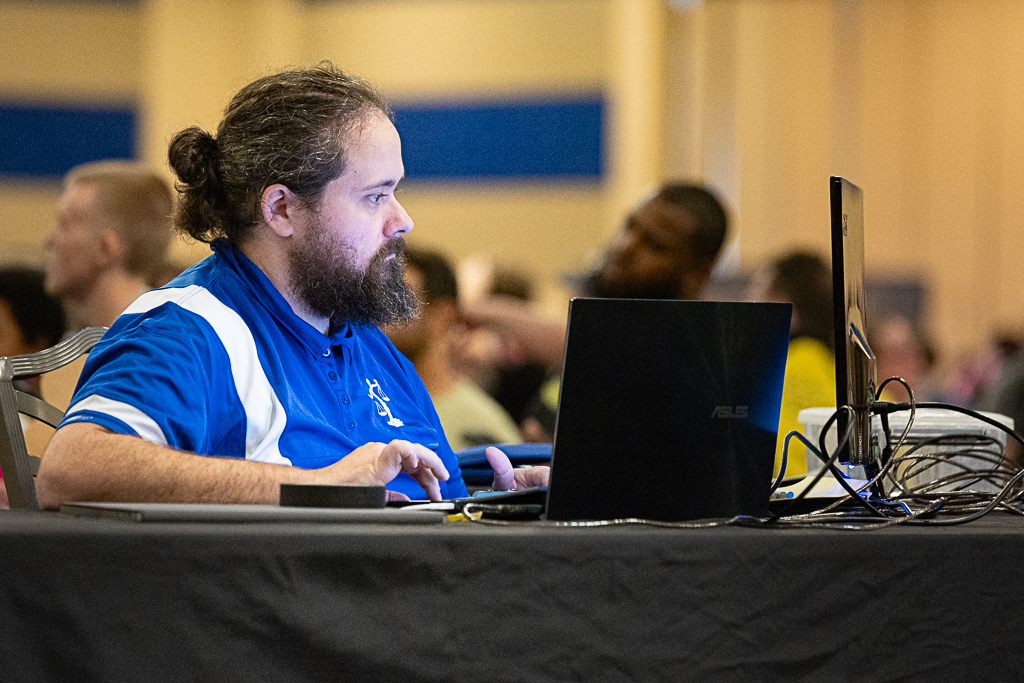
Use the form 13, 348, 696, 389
461, 182, 731, 443
385, 249, 521, 450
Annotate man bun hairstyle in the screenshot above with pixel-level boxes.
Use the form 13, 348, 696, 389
168, 62, 392, 245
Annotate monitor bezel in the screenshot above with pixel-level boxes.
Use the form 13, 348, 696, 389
830, 176, 877, 465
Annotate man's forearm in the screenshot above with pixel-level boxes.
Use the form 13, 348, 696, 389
36, 423, 322, 509
463, 296, 567, 368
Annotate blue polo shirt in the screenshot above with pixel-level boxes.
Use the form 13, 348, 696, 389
59, 240, 467, 500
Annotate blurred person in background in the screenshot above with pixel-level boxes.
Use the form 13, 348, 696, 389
873, 315, 939, 402
481, 266, 549, 426
463, 183, 730, 371
0, 266, 67, 509
457, 256, 549, 426
0, 266, 67, 395
41, 161, 176, 418
386, 249, 521, 451
974, 331, 1024, 464
749, 251, 836, 479
464, 183, 730, 442
45, 161, 174, 330
583, 183, 729, 302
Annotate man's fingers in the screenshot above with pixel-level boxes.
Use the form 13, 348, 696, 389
486, 446, 515, 491
513, 465, 551, 490
387, 440, 448, 501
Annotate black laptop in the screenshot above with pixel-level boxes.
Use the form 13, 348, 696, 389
543, 298, 791, 522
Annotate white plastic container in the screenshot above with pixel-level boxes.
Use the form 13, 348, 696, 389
798, 407, 1015, 493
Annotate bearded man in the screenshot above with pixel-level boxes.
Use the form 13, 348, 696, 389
37, 64, 543, 508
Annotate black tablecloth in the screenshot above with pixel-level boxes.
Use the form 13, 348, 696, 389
1, 511, 1023, 682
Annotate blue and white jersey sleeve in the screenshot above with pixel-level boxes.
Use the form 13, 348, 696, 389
60, 286, 282, 462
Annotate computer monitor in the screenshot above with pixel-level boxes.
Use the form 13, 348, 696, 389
830, 176, 877, 466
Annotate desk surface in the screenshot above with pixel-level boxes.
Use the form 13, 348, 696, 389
1, 511, 1022, 682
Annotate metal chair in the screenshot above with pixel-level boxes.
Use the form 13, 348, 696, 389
0, 327, 106, 509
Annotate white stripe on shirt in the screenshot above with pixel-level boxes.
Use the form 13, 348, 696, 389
119, 286, 291, 465
66, 395, 169, 447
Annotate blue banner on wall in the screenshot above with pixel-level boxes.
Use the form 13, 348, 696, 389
394, 98, 603, 180
0, 97, 603, 181
0, 104, 135, 179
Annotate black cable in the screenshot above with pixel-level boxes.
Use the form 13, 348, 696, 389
902, 466, 1024, 526
815, 406, 891, 517
874, 401, 1024, 451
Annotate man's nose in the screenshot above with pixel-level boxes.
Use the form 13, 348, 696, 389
610, 230, 639, 259
384, 199, 413, 237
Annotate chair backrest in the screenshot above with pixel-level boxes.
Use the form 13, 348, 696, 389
0, 327, 106, 509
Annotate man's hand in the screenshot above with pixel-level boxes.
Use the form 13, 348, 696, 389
322, 440, 450, 501
485, 446, 550, 491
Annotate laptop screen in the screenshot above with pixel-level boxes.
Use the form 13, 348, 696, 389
545, 299, 791, 522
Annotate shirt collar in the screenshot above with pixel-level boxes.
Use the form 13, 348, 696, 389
213, 240, 342, 358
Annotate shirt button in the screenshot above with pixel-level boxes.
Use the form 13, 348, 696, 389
323, 349, 331, 357
347, 420, 355, 429
342, 394, 350, 405
328, 371, 338, 381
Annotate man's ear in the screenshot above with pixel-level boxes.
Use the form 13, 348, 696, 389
97, 228, 123, 269
261, 184, 301, 238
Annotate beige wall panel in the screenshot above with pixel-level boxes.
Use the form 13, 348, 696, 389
142, 0, 245, 164
0, 182, 62, 263
140, 0, 314, 168
398, 183, 605, 293
0, 1, 139, 103
305, 0, 605, 98
731, 0, 771, 266
700, 0, 741, 256
663, 8, 703, 183
603, 0, 665, 237
697, 0, 1024, 360
776, 0, 835, 253
920, 2, 991, 357
859, 0, 917, 276
732, 0, 836, 269
995, 2, 1024, 336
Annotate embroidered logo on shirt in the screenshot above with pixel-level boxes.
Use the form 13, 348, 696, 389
366, 379, 404, 427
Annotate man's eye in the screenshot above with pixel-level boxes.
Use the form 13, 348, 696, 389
641, 235, 672, 253
369, 193, 386, 204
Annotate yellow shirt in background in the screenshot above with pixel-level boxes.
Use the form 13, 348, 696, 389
774, 337, 836, 479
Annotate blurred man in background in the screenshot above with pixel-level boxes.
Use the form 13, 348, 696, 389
464, 183, 730, 439
464, 183, 729, 367
584, 183, 728, 302
45, 161, 174, 330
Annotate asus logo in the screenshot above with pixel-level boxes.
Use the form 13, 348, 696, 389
711, 406, 748, 419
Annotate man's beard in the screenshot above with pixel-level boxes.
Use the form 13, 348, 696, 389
289, 218, 418, 329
